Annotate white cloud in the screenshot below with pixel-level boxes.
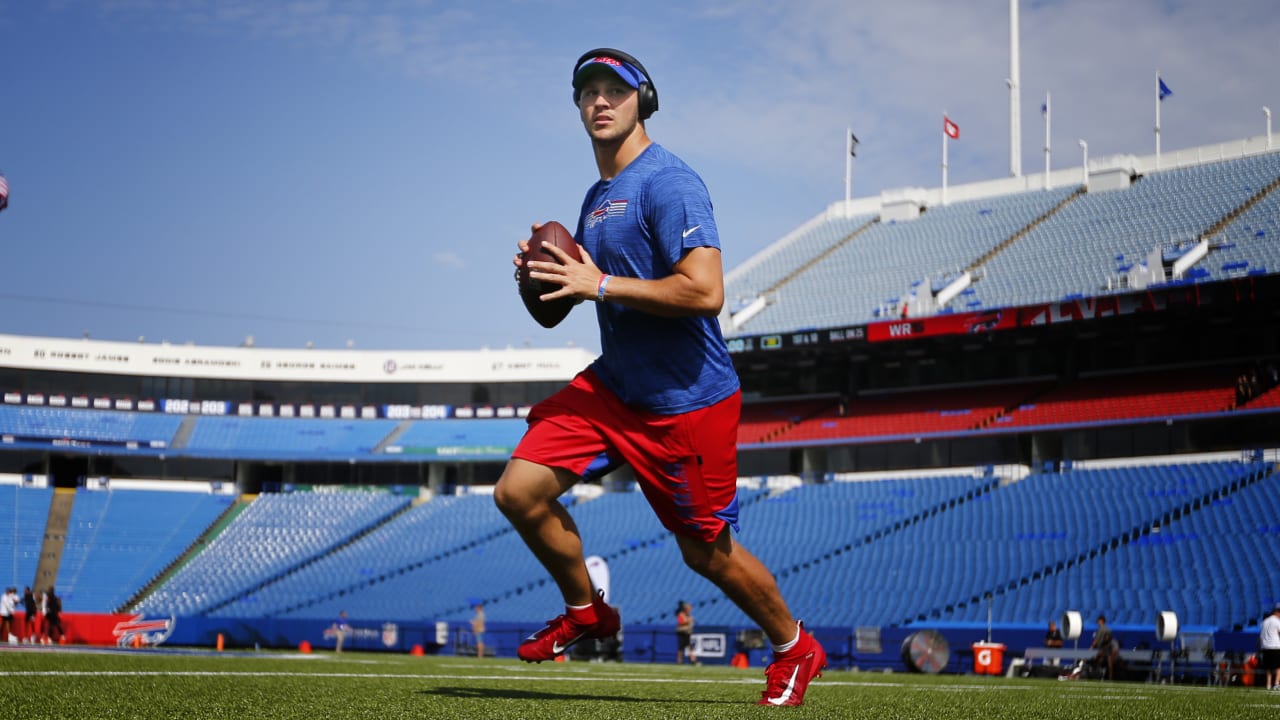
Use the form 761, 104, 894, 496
660, 0, 1280, 192
434, 251, 465, 269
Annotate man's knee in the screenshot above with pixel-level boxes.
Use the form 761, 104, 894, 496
676, 527, 731, 577
492, 478, 529, 519
494, 460, 570, 520
679, 546, 714, 577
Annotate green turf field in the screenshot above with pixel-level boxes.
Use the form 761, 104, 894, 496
3, 648, 1279, 720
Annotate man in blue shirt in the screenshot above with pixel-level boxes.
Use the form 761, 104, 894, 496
497, 48, 825, 707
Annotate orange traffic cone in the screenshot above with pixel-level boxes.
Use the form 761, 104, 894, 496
299, 640, 312, 654
410, 644, 424, 656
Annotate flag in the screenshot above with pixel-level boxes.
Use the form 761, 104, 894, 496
0, 172, 8, 212
944, 116, 960, 140
849, 131, 860, 157
1041, 102, 1048, 115
1159, 77, 1173, 101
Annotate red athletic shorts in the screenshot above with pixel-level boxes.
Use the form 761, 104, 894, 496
513, 369, 742, 543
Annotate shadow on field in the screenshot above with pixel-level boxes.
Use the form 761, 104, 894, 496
421, 686, 737, 705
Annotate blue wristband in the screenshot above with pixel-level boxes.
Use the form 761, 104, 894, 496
597, 274, 612, 302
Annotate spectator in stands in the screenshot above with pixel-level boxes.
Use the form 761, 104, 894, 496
21, 586, 37, 644
1089, 614, 1119, 680
471, 603, 486, 658
1237, 372, 1253, 406
1044, 619, 1064, 649
676, 601, 694, 664
0, 587, 16, 643
1259, 603, 1280, 690
497, 47, 825, 707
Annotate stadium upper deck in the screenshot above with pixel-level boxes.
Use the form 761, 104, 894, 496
724, 135, 1280, 339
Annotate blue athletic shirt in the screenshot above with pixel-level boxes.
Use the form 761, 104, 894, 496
575, 143, 740, 414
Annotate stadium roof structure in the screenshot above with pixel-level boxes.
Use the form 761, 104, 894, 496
0, 332, 596, 385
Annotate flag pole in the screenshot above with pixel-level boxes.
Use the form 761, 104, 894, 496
942, 111, 949, 206
1079, 139, 1089, 192
1008, 0, 1022, 178
1155, 69, 1162, 170
845, 126, 853, 216
1044, 92, 1052, 191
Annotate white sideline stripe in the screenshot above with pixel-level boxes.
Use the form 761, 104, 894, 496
1, 671, 752, 684
9, 670, 1203, 699
1, 670, 1041, 691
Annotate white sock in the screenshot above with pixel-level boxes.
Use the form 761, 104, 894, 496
772, 624, 802, 654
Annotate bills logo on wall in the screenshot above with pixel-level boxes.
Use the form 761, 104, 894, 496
112, 614, 175, 648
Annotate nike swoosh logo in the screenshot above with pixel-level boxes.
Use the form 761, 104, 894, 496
551, 633, 585, 655
682, 225, 701, 238
766, 665, 801, 706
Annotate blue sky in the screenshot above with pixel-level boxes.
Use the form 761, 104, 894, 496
1, 0, 1277, 353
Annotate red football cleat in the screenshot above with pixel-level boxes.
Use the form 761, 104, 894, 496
518, 589, 620, 663
757, 623, 826, 707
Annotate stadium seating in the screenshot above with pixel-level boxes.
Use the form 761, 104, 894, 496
41, 453, 1274, 641
58, 488, 234, 612
209, 493, 513, 618
995, 368, 1237, 429
133, 491, 410, 617
978, 461, 1275, 630
738, 398, 837, 444
726, 212, 877, 310
0, 484, 54, 592
0, 406, 182, 447
734, 188, 1078, 334
388, 419, 526, 457
1204, 186, 1280, 280
975, 152, 1280, 309
775, 382, 1051, 444
183, 416, 401, 458
724, 150, 1280, 335
737, 367, 1235, 446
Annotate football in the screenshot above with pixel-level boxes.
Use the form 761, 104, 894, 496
519, 221, 582, 329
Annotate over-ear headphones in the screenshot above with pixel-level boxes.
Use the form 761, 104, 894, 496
572, 48, 659, 120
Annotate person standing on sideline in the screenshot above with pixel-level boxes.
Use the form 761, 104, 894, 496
1089, 614, 1118, 680
1260, 603, 1280, 689
42, 587, 63, 644
0, 587, 16, 643
331, 611, 351, 653
37, 588, 49, 644
676, 601, 695, 664
498, 47, 826, 707
21, 587, 37, 644
471, 603, 487, 658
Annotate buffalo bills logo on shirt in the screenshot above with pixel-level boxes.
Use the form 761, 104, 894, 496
586, 199, 628, 229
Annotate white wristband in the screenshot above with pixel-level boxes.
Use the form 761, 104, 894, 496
597, 274, 612, 302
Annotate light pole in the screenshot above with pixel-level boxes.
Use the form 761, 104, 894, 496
1078, 140, 1088, 191
1266, 106, 1273, 150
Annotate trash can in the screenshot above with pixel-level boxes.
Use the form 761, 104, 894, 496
972, 642, 1006, 675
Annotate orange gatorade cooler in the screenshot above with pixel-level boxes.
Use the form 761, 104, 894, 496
972, 642, 1006, 675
